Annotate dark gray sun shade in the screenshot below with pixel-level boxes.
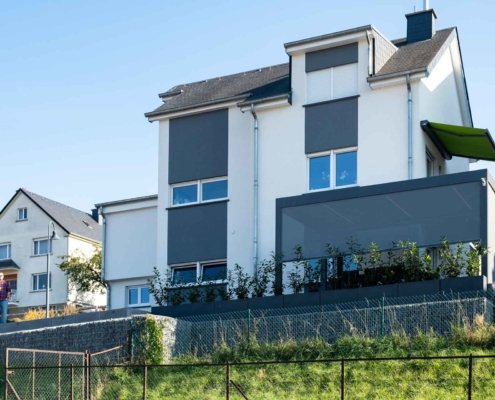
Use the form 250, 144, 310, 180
280, 182, 481, 260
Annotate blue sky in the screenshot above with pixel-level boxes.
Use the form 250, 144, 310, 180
1, 0, 494, 212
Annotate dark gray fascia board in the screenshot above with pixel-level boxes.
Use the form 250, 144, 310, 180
284, 25, 372, 49
276, 169, 489, 210
95, 194, 158, 208
237, 92, 292, 107
367, 67, 427, 83
144, 94, 251, 119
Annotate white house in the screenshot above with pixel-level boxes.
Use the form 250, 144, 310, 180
0, 189, 106, 316
97, 8, 495, 310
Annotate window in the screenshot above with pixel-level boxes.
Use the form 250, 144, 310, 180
34, 239, 52, 256
201, 263, 227, 282
172, 266, 197, 284
0, 244, 11, 260
171, 177, 228, 206
171, 260, 227, 284
309, 149, 357, 191
307, 63, 358, 104
17, 208, 27, 221
128, 286, 150, 306
7, 279, 17, 291
32, 273, 51, 291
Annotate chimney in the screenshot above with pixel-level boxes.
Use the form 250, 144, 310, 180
405, 7, 437, 44
91, 208, 100, 223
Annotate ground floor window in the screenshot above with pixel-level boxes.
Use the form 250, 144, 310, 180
170, 260, 227, 284
128, 286, 150, 306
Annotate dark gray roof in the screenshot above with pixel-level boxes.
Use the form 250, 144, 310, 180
0, 259, 20, 270
374, 28, 456, 77
145, 63, 290, 118
21, 190, 102, 243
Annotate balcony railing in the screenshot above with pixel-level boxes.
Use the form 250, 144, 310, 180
8, 289, 19, 305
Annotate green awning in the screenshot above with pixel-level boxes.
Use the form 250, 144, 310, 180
420, 120, 495, 161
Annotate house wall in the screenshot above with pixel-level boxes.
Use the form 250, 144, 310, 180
0, 193, 69, 309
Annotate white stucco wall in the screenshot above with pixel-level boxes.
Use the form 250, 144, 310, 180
0, 192, 69, 309
157, 120, 170, 273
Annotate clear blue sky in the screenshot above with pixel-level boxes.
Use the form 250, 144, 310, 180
1, 0, 494, 212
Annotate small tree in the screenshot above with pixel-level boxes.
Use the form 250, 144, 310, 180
465, 242, 488, 277
287, 245, 306, 294
58, 247, 106, 294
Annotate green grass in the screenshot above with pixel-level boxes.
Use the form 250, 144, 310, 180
96, 320, 495, 399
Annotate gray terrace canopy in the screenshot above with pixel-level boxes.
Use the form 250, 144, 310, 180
420, 120, 495, 162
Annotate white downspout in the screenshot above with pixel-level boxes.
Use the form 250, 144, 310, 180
250, 104, 259, 277
406, 74, 413, 179
98, 207, 111, 310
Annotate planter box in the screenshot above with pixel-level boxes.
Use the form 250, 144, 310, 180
248, 295, 284, 310
398, 280, 440, 298
214, 298, 248, 314
358, 284, 397, 301
284, 292, 320, 308
440, 275, 487, 293
320, 288, 359, 305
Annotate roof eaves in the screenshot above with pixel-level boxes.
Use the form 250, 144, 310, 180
237, 92, 292, 107
0, 189, 22, 217
144, 93, 252, 119
95, 194, 158, 208
367, 67, 428, 83
284, 25, 372, 49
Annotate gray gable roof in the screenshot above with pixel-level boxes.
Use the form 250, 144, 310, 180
19, 190, 102, 243
374, 28, 456, 78
145, 63, 290, 118
146, 27, 458, 118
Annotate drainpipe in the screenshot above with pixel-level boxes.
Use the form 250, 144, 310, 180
98, 207, 111, 310
250, 104, 259, 277
406, 74, 413, 180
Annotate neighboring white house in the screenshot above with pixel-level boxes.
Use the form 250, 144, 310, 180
0, 188, 106, 316
97, 8, 495, 310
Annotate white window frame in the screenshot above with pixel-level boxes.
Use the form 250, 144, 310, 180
170, 176, 228, 207
127, 285, 151, 307
307, 147, 358, 192
0, 243, 11, 260
170, 263, 199, 285
33, 238, 52, 256
17, 208, 27, 221
170, 259, 227, 285
32, 273, 52, 291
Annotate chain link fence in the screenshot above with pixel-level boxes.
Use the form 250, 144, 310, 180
4, 355, 495, 399
178, 291, 494, 356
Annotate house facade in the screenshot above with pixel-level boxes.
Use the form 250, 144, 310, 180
98, 8, 495, 310
0, 189, 106, 316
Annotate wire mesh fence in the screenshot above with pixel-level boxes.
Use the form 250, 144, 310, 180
175, 291, 494, 356
4, 354, 495, 399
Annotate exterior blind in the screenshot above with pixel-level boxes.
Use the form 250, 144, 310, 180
307, 63, 357, 105
307, 69, 332, 104
333, 63, 358, 99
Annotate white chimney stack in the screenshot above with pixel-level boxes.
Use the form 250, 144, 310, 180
424, 0, 430, 10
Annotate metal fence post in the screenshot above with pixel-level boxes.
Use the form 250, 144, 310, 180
70, 364, 74, 400
58, 353, 61, 400
468, 354, 473, 400
4, 350, 8, 400
86, 350, 92, 400
341, 357, 345, 400
380, 297, 385, 336
247, 309, 251, 340
143, 363, 148, 400
32, 352, 35, 400
226, 362, 230, 400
